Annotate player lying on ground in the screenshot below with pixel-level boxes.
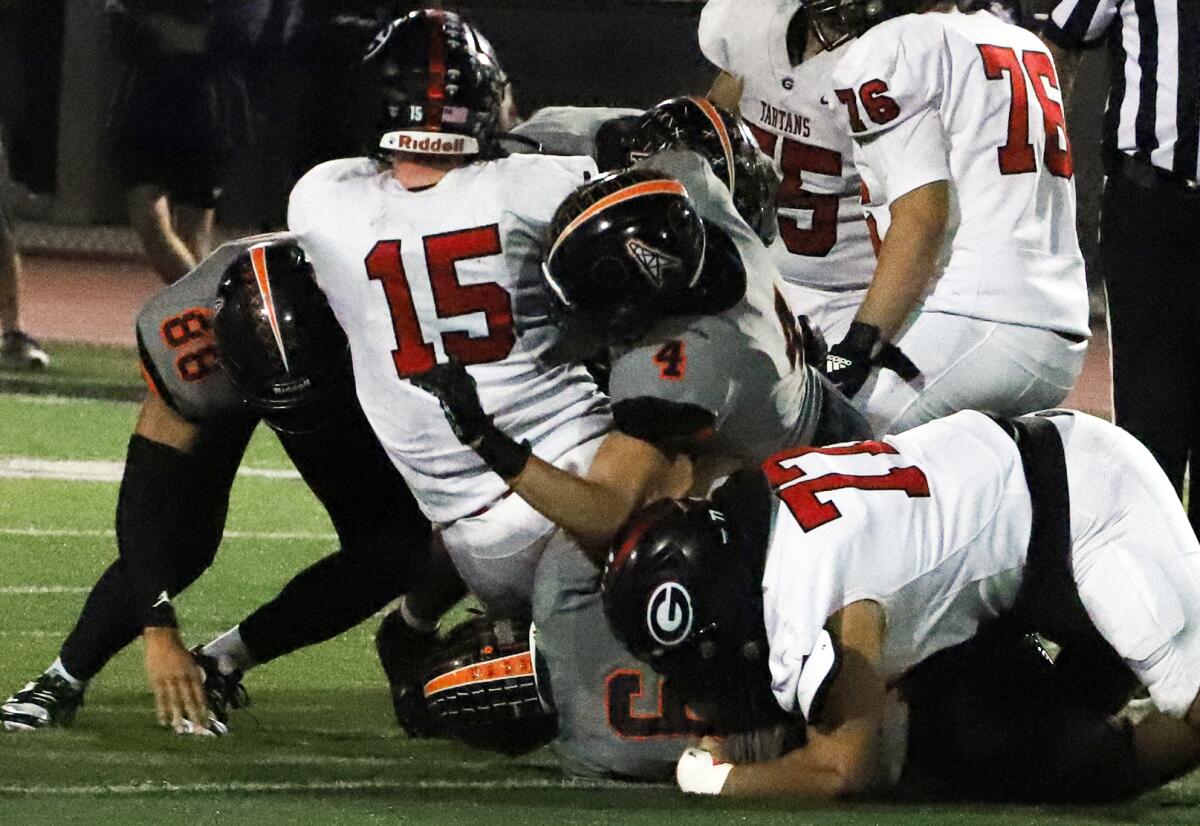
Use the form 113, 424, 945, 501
604, 409, 1200, 799
400, 563, 1145, 800
2, 237, 433, 734
412, 99, 869, 565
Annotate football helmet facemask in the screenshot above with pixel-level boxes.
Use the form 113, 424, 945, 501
361, 8, 507, 157
213, 238, 351, 433
544, 169, 706, 344
627, 96, 780, 245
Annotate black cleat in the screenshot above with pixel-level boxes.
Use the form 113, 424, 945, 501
2, 672, 84, 731
188, 649, 250, 735
375, 611, 440, 737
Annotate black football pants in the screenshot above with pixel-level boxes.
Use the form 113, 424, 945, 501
1102, 170, 1200, 537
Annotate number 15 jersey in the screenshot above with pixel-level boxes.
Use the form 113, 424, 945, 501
288, 155, 611, 524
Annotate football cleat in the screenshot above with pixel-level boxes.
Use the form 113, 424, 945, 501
375, 610, 440, 737
1, 672, 84, 731
188, 649, 249, 736
0, 331, 50, 370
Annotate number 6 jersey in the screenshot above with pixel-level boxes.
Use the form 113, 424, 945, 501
288, 155, 611, 524
829, 9, 1089, 338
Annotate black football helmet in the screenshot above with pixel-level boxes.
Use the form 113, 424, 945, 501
361, 9, 507, 156
213, 238, 351, 433
795, 0, 916, 52
627, 96, 780, 245
602, 476, 781, 733
419, 614, 557, 756
544, 168, 707, 343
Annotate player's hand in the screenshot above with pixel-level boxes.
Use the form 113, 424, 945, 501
409, 360, 492, 447
824, 322, 879, 399
409, 360, 532, 480
143, 626, 210, 735
677, 745, 734, 795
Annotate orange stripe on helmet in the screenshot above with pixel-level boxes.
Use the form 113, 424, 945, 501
548, 179, 688, 264
688, 96, 735, 193
248, 244, 291, 373
422, 651, 535, 698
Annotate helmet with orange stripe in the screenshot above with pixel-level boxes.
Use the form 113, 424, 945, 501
419, 614, 557, 755
213, 238, 351, 433
544, 169, 707, 343
361, 9, 507, 158
626, 97, 780, 245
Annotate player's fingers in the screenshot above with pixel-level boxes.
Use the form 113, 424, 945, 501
160, 679, 184, 730
182, 674, 209, 729
152, 680, 170, 726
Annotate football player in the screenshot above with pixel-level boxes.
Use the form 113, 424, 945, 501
287, 9, 614, 619
819, 0, 1088, 433
2, 236, 434, 735
699, 0, 876, 345
411, 121, 870, 563
604, 409, 1200, 799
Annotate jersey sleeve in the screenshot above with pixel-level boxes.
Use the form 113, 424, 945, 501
829, 17, 946, 140
852, 104, 951, 203
608, 320, 740, 447
698, 0, 781, 76
135, 242, 249, 423
510, 106, 642, 159
1043, 0, 1120, 49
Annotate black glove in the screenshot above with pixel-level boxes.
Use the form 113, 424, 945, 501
409, 360, 531, 480
824, 321, 922, 399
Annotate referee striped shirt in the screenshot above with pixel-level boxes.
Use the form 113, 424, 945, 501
1045, 0, 1200, 180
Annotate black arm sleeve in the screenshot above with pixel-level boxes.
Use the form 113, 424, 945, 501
115, 417, 255, 627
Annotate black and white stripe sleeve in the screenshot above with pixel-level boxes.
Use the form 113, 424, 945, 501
1044, 0, 1121, 48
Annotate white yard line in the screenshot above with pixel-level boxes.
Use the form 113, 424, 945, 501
0, 527, 334, 541
0, 393, 129, 407
0, 585, 90, 594
0, 457, 299, 482
0, 778, 659, 796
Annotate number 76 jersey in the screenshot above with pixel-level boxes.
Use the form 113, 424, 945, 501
288, 155, 611, 524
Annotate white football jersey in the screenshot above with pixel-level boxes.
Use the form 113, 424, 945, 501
288, 155, 611, 523
830, 10, 1089, 337
761, 410, 1033, 714
699, 0, 876, 292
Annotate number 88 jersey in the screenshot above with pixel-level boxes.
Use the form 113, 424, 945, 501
698, 0, 877, 292
288, 155, 612, 524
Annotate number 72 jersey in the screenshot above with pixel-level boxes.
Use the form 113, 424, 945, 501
288, 155, 611, 524
760, 410, 1035, 713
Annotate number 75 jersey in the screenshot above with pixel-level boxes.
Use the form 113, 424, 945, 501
288, 155, 611, 524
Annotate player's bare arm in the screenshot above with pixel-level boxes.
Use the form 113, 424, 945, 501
707, 70, 744, 111
708, 600, 888, 799
409, 360, 692, 558
132, 392, 211, 732
852, 180, 948, 342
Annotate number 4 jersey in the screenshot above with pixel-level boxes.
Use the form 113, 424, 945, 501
288, 155, 611, 524
829, 9, 1089, 338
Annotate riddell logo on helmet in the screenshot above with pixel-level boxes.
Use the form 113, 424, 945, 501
380, 131, 479, 155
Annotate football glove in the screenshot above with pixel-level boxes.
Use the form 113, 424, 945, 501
408, 360, 531, 480
824, 322, 921, 399
677, 747, 733, 795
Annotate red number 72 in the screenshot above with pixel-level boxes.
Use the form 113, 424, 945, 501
764, 441, 930, 531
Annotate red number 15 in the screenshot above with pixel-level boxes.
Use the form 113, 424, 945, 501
365, 225, 514, 378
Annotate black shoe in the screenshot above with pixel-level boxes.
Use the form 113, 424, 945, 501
0, 331, 50, 370
189, 649, 250, 735
2, 672, 84, 731
375, 611, 439, 737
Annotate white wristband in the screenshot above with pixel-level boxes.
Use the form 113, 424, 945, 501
676, 747, 734, 795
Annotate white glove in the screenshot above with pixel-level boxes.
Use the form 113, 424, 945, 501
676, 747, 733, 795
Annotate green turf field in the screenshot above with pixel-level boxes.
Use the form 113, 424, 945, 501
2, 350, 1200, 824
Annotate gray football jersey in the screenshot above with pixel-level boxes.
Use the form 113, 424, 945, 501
510, 106, 641, 158
532, 541, 703, 781
608, 149, 821, 462
136, 235, 282, 422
